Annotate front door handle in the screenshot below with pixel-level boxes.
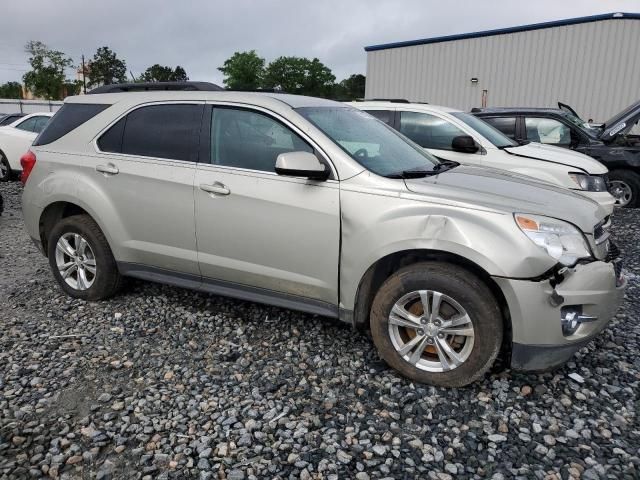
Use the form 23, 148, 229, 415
199, 182, 230, 196
96, 163, 119, 175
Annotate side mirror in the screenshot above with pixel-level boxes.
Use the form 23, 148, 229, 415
275, 151, 329, 180
451, 135, 479, 153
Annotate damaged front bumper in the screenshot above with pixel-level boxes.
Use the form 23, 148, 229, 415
493, 258, 626, 371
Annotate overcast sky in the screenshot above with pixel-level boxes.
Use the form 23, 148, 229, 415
0, 0, 638, 86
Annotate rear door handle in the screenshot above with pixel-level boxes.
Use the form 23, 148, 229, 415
199, 182, 230, 196
96, 163, 119, 175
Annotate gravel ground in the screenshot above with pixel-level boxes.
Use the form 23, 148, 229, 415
1, 180, 639, 480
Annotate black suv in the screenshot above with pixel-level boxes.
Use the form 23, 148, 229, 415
473, 100, 640, 207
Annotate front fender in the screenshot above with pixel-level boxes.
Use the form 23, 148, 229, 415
338, 189, 556, 311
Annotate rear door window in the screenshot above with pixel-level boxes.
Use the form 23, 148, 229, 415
98, 104, 203, 162
482, 117, 517, 139
399, 111, 466, 150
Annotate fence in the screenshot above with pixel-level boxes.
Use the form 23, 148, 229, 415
0, 99, 63, 114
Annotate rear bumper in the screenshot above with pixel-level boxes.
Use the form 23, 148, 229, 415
493, 261, 626, 371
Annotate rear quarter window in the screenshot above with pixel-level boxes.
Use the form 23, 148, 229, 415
33, 103, 110, 146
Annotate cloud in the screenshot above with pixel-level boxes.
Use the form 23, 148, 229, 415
0, 0, 637, 86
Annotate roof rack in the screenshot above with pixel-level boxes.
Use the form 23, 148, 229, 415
87, 81, 224, 94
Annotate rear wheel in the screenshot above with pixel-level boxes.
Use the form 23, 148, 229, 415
608, 169, 640, 208
370, 262, 503, 387
0, 153, 11, 182
47, 214, 122, 300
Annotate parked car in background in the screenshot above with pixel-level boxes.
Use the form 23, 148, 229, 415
351, 101, 615, 214
0, 113, 26, 127
21, 85, 625, 387
472, 100, 640, 207
0, 112, 53, 181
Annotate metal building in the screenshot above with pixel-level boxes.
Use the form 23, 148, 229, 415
364, 12, 640, 123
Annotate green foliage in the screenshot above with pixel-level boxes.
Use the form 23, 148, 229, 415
139, 64, 189, 82
217, 50, 265, 90
87, 47, 127, 87
218, 50, 364, 99
64, 80, 83, 96
0, 81, 23, 99
22, 41, 74, 100
262, 56, 335, 97
334, 74, 366, 100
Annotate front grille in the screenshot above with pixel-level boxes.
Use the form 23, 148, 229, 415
594, 216, 611, 245
606, 241, 623, 281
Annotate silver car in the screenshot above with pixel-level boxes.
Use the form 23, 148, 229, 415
21, 86, 626, 387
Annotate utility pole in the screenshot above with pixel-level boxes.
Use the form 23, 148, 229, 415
81, 54, 87, 94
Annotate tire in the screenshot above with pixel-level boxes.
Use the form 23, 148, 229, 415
47, 214, 122, 300
370, 262, 503, 388
608, 169, 640, 208
0, 152, 11, 182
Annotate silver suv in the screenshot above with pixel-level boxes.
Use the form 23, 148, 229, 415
21, 86, 626, 387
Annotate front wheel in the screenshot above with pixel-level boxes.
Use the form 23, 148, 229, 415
47, 214, 122, 300
370, 262, 503, 387
608, 169, 640, 208
0, 153, 11, 182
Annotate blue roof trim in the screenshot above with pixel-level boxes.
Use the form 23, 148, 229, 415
364, 12, 640, 52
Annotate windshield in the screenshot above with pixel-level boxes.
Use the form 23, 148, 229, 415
562, 112, 600, 138
451, 112, 518, 148
296, 107, 439, 176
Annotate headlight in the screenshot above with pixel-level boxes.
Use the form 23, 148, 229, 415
514, 214, 592, 266
569, 173, 608, 192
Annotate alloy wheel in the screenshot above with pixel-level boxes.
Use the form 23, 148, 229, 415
610, 180, 633, 207
388, 290, 475, 372
55, 233, 97, 290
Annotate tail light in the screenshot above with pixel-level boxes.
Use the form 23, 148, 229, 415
20, 150, 36, 185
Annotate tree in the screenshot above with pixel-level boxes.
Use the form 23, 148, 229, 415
22, 41, 74, 100
0, 82, 23, 99
262, 56, 335, 97
218, 50, 265, 90
338, 74, 366, 100
139, 64, 189, 82
87, 46, 126, 87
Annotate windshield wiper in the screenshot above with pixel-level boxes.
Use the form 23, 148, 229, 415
386, 161, 459, 179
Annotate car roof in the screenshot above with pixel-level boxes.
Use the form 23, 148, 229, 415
472, 107, 564, 115
65, 91, 344, 110
351, 101, 462, 113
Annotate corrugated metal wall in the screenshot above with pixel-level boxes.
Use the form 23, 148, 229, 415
365, 18, 640, 123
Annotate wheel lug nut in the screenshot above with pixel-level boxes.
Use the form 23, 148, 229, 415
438, 333, 444, 338
427, 337, 434, 344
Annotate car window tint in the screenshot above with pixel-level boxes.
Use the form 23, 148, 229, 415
35, 104, 110, 146
15, 117, 38, 132
483, 117, 517, 139
97, 117, 126, 153
32, 116, 50, 134
525, 117, 571, 145
106, 104, 203, 161
364, 110, 393, 126
211, 108, 313, 172
399, 111, 466, 150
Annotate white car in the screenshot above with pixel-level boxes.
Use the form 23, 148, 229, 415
351, 101, 615, 214
0, 112, 53, 181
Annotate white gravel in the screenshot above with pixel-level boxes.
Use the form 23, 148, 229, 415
1, 181, 639, 479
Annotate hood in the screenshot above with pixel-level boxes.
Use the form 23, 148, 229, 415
600, 99, 640, 142
503, 142, 607, 174
403, 164, 605, 234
